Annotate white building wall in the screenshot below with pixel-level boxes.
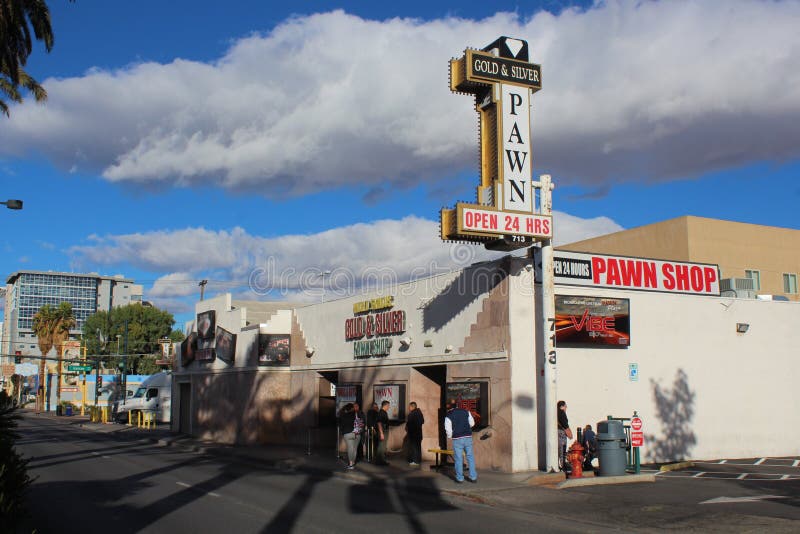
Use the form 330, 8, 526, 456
555, 286, 800, 462
295, 266, 505, 369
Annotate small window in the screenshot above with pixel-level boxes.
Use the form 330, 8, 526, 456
784, 273, 798, 294
745, 269, 761, 290
146, 388, 158, 400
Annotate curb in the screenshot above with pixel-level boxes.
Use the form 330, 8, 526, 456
527, 472, 567, 486
557, 473, 655, 489
659, 461, 694, 472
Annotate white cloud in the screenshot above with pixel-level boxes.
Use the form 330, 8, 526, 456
70, 212, 622, 303
1, 2, 798, 193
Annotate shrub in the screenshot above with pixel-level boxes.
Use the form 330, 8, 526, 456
0, 391, 32, 532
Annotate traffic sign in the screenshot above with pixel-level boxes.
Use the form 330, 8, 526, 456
631, 431, 644, 447
67, 364, 92, 372
631, 416, 643, 431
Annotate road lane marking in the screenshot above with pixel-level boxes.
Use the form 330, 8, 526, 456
793, 460, 799, 467
737, 474, 747, 480
754, 458, 766, 465
102, 455, 111, 459
208, 492, 221, 497
176, 482, 191, 488
700, 495, 788, 505
719, 460, 727, 464
780, 475, 789, 480
693, 472, 706, 478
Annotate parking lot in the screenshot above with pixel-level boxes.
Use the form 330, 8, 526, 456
656, 456, 800, 482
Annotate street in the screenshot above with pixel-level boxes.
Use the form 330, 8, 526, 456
15, 414, 800, 533
15, 415, 578, 534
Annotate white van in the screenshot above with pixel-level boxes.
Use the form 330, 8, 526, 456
115, 372, 172, 424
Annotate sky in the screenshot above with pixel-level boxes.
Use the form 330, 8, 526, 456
1, 0, 799, 324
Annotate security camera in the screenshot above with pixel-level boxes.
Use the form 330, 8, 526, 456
305, 347, 315, 357
399, 337, 412, 347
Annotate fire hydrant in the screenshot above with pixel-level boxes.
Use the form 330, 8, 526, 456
566, 441, 585, 478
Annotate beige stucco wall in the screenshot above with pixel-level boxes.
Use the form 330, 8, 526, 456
560, 216, 800, 301
555, 285, 800, 462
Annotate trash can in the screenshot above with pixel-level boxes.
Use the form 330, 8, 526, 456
596, 419, 627, 476
65, 405, 73, 416
56, 405, 63, 416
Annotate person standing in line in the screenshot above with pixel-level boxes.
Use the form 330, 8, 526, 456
557, 400, 572, 472
338, 403, 358, 470
405, 401, 424, 466
445, 399, 477, 483
353, 402, 365, 462
375, 400, 390, 465
366, 402, 379, 462
582, 423, 597, 469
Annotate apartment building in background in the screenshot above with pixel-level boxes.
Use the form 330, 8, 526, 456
2, 271, 143, 361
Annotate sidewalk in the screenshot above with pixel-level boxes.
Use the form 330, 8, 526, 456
24, 409, 652, 496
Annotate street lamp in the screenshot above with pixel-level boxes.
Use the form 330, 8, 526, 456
1, 199, 23, 210
116, 335, 121, 355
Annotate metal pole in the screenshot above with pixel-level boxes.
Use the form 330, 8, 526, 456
122, 321, 128, 406
538, 174, 559, 473
94, 354, 100, 409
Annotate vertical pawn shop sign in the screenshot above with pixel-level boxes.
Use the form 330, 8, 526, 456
440, 36, 552, 251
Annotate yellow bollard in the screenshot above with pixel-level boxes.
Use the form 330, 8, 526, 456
137, 411, 142, 428
142, 411, 155, 430
128, 410, 133, 426
101, 406, 109, 424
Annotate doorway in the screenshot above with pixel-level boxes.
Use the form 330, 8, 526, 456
178, 382, 191, 434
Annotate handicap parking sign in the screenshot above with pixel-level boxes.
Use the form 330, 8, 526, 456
628, 363, 639, 382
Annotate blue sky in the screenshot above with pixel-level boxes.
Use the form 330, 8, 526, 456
1, 0, 799, 323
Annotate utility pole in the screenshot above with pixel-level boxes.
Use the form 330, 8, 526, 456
199, 279, 208, 301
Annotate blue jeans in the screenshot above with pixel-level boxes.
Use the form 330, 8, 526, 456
453, 437, 477, 482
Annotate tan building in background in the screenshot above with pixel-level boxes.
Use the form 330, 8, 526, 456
560, 216, 800, 301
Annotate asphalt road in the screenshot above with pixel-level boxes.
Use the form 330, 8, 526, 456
15, 415, 583, 534
15, 415, 800, 533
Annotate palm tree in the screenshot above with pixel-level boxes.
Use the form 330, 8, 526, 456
0, 0, 55, 117
32, 302, 75, 412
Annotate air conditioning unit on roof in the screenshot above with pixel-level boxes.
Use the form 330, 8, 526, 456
719, 278, 756, 299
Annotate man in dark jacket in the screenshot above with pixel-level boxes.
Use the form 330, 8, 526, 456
445, 400, 477, 483
338, 403, 357, 470
405, 402, 424, 466
375, 401, 390, 465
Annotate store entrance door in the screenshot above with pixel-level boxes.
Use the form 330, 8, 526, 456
178, 382, 191, 434
412, 365, 447, 452
317, 371, 338, 451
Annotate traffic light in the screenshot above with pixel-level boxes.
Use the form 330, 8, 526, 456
96, 376, 103, 391
14, 351, 21, 364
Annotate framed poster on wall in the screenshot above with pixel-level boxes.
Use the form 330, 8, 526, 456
214, 326, 236, 364
197, 310, 216, 340
373, 383, 406, 421
554, 295, 630, 347
257, 334, 290, 366
180, 332, 197, 367
446, 381, 489, 429
195, 338, 215, 362
335, 384, 362, 415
